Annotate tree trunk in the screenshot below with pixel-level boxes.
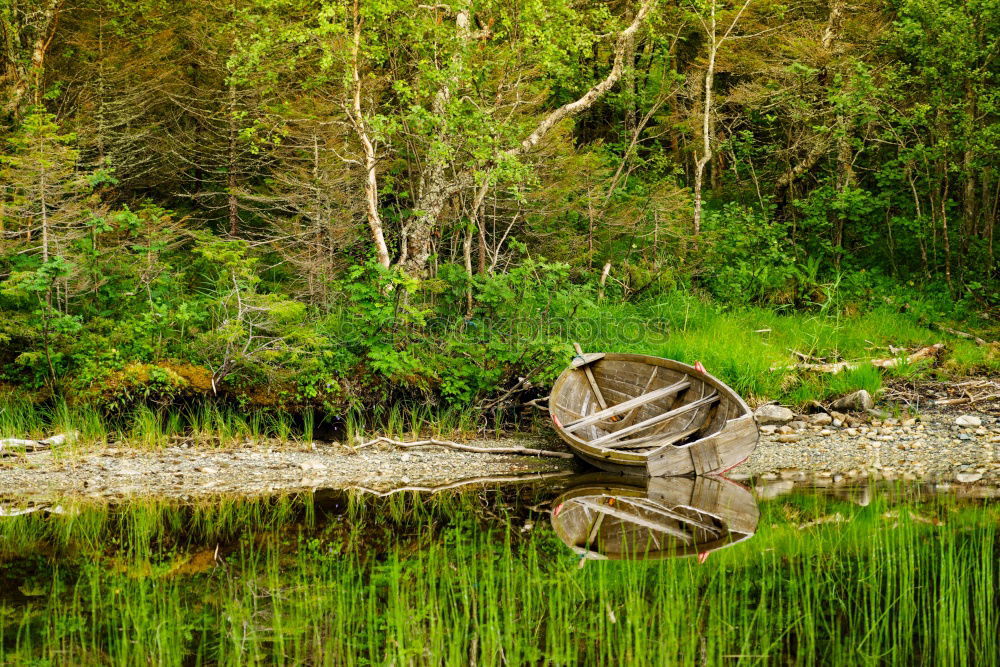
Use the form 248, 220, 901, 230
821, 0, 844, 50
39, 140, 57, 383
622, 32, 637, 139
470, 176, 490, 274
477, 218, 487, 274
961, 79, 977, 256
941, 178, 953, 293
400, 178, 452, 276
690, 0, 754, 236
397, 9, 470, 276
348, 0, 391, 269
833, 115, 854, 269
227, 82, 240, 236
598, 261, 612, 300
692, 32, 715, 237
4, 0, 63, 116
462, 220, 474, 316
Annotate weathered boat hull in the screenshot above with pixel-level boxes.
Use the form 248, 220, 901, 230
549, 353, 758, 476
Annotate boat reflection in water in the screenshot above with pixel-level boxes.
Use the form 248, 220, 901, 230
550, 473, 759, 561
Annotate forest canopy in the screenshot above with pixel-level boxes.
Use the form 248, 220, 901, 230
1, 0, 998, 412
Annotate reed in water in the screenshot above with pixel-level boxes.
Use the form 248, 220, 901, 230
0, 485, 996, 665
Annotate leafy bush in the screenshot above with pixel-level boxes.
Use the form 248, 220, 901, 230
700, 203, 797, 304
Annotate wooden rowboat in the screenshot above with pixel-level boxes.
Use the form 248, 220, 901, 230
549, 350, 758, 476
550, 473, 758, 560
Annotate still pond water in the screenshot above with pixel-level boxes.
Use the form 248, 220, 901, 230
1, 474, 997, 665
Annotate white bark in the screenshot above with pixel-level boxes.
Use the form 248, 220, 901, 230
692, 11, 716, 237
821, 0, 844, 50
691, 0, 753, 236
399, 9, 471, 275
514, 0, 656, 156
348, 0, 392, 269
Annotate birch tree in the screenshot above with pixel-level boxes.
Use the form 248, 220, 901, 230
688, 0, 753, 236
393, 0, 657, 276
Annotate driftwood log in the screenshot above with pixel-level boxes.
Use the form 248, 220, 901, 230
0, 433, 71, 456
933, 394, 1000, 407
930, 378, 1000, 406
345, 470, 574, 497
354, 436, 575, 459
772, 344, 945, 374
931, 323, 990, 347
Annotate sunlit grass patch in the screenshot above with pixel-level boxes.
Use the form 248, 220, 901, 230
784, 363, 884, 405
584, 295, 994, 407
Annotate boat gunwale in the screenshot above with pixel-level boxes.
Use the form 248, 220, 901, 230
549, 353, 753, 465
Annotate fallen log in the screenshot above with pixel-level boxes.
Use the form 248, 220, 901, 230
772, 344, 945, 374
931, 323, 989, 347
933, 393, 1000, 407
354, 436, 575, 459
0, 433, 71, 456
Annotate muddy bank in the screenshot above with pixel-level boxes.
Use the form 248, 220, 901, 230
1, 410, 998, 502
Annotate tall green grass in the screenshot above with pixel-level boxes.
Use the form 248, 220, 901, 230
0, 486, 996, 665
0, 397, 302, 449
580, 294, 996, 404
1, 294, 995, 449
0, 394, 489, 449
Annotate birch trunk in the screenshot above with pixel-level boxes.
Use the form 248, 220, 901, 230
348, 0, 391, 269
398, 1, 655, 276
691, 0, 755, 236
399, 9, 471, 276
692, 23, 715, 237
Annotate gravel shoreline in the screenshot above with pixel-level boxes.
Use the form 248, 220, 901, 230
736, 409, 1000, 485
1, 409, 997, 503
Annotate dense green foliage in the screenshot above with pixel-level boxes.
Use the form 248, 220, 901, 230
1, 485, 997, 664
1, 0, 998, 417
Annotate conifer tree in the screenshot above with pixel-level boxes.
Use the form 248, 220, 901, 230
0, 112, 96, 382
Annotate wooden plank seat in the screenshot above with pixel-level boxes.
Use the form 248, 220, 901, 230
563, 380, 691, 432
588, 392, 720, 447
574, 498, 694, 542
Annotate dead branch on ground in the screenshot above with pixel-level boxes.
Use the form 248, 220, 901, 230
344, 470, 575, 497
931, 323, 989, 346
354, 436, 574, 459
773, 344, 945, 374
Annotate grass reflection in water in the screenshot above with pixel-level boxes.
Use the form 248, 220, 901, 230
0, 479, 996, 666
